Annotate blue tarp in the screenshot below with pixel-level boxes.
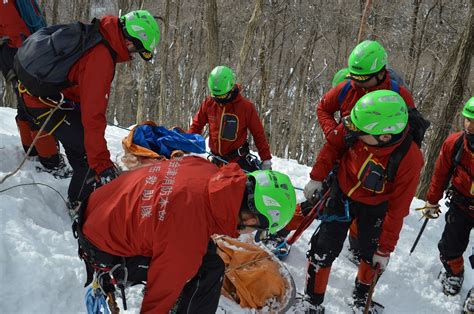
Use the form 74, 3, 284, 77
132, 125, 206, 159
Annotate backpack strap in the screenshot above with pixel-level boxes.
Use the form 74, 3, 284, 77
450, 133, 473, 181
337, 80, 352, 110
386, 133, 413, 182
390, 79, 400, 94
452, 133, 465, 168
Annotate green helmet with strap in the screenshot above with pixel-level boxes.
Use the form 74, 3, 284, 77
462, 97, 474, 119
332, 68, 350, 87
121, 10, 160, 61
348, 40, 387, 77
247, 170, 297, 234
350, 90, 408, 135
208, 66, 235, 96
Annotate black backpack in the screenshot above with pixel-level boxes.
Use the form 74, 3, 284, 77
368, 108, 431, 183
14, 18, 115, 97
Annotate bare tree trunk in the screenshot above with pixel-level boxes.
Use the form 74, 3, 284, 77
357, 0, 372, 42
51, 0, 59, 24
417, 0, 474, 198
237, 0, 263, 78
157, 0, 171, 125
136, 64, 149, 123
409, 1, 439, 90
405, 0, 421, 87
205, 0, 219, 73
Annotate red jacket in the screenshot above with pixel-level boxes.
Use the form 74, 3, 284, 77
310, 124, 424, 253
188, 86, 272, 161
22, 16, 131, 174
426, 132, 473, 204
0, 1, 31, 48
82, 156, 247, 313
317, 73, 415, 142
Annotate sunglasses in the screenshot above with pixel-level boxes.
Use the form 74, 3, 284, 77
349, 73, 376, 83
342, 116, 368, 137
212, 92, 231, 99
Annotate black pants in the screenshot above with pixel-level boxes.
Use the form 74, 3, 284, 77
26, 106, 95, 202
306, 196, 387, 302
176, 241, 225, 313
438, 202, 474, 272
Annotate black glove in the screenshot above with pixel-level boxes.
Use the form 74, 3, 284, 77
95, 166, 120, 188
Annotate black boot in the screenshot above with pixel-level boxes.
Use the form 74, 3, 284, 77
351, 280, 383, 313
440, 270, 464, 296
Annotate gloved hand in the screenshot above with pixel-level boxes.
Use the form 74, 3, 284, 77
95, 166, 120, 188
416, 202, 441, 219
261, 160, 272, 170
303, 179, 323, 202
372, 249, 390, 271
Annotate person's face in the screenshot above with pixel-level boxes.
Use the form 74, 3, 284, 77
125, 39, 138, 54
237, 211, 260, 235
359, 133, 392, 146
352, 71, 384, 89
465, 118, 474, 134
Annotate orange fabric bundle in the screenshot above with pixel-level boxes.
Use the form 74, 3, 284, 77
215, 236, 287, 309
122, 121, 166, 159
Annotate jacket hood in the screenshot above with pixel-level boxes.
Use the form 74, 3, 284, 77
207, 163, 247, 237
99, 16, 131, 63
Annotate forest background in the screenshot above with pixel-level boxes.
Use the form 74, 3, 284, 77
1, 0, 473, 197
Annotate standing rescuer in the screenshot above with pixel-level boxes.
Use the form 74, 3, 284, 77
188, 65, 272, 172
0, 0, 69, 175
16, 10, 160, 207
423, 97, 474, 297
302, 90, 424, 313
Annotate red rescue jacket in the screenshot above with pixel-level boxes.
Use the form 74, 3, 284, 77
188, 85, 272, 161
0, 1, 31, 48
317, 73, 415, 142
426, 132, 473, 204
21, 16, 131, 174
310, 124, 424, 253
82, 156, 247, 313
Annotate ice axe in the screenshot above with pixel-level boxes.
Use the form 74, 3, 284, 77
364, 263, 381, 314
410, 204, 441, 255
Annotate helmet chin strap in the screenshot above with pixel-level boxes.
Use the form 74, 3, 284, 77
374, 68, 387, 86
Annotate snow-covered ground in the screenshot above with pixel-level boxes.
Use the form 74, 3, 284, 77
0, 107, 472, 313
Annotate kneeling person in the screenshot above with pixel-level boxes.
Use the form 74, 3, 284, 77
75, 156, 296, 313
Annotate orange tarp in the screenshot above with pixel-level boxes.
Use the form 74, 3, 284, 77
215, 236, 286, 309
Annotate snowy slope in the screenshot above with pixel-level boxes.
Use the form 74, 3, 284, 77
0, 107, 472, 314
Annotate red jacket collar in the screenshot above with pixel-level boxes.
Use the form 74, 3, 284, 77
99, 16, 131, 63
349, 126, 410, 158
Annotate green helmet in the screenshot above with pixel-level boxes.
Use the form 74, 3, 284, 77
332, 68, 350, 87
247, 170, 297, 234
208, 66, 235, 96
348, 40, 387, 79
350, 90, 408, 135
121, 10, 160, 61
462, 97, 474, 119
